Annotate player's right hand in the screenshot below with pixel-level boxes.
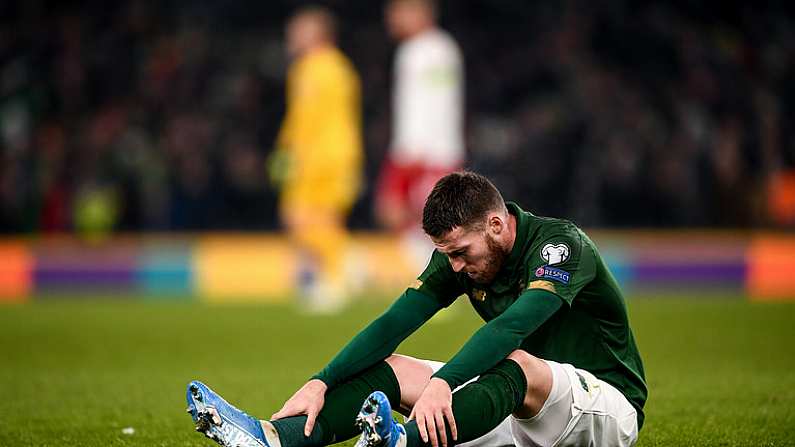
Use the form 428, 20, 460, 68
270, 379, 328, 436
408, 377, 457, 447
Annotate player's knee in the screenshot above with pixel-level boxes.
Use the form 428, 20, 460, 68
506, 350, 553, 416
385, 354, 434, 413
506, 349, 543, 375
385, 354, 411, 373
385, 354, 433, 383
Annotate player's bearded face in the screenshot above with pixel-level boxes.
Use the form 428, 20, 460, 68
475, 231, 507, 284
432, 225, 509, 285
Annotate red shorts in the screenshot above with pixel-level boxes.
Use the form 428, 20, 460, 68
375, 157, 459, 229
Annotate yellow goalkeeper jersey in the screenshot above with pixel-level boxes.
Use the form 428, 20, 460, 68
277, 46, 363, 188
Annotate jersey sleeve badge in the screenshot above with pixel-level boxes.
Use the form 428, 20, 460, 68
541, 243, 570, 265
535, 266, 571, 284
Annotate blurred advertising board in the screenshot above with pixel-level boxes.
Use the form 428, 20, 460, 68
1, 232, 793, 301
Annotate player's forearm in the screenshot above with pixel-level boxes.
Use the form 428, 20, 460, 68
432, 290, 562, 389
312, 289, 442, 388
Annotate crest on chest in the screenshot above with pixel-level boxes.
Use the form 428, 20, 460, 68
471, 289, 487, 301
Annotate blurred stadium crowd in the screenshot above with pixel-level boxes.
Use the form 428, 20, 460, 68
1, 0, 795, 233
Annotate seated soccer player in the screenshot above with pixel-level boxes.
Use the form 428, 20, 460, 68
186, 171, 647, 447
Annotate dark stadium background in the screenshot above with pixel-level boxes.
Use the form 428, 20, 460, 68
1, 2, 794, 446
2, 0, 795, 233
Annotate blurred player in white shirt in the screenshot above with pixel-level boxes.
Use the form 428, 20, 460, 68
377, 0, 465, 269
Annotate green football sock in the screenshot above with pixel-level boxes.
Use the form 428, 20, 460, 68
404, 359, 527, 447
271, 361, 401, 446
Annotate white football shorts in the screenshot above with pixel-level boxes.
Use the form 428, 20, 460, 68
422, 359, 638, 447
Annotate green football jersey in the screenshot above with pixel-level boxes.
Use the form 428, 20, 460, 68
414, 202, 648, 426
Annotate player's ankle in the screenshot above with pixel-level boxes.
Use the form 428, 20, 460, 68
260, 420, 283, 447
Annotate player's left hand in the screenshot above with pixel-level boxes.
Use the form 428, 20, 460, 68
270, 379, 327, 436
408, 377, 457, 447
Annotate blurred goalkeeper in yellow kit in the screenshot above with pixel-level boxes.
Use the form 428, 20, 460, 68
271, 6, 363, 312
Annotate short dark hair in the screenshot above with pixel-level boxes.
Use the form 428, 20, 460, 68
422, 171, 506, 238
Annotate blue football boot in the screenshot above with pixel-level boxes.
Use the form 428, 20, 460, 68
186, 380, 270, 447
354, 391, 406, 447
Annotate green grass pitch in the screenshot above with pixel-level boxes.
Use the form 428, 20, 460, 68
1, 296, 793, 446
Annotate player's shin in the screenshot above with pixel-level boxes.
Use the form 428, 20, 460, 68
271, 361, 401, 446
403, 359, 527, 446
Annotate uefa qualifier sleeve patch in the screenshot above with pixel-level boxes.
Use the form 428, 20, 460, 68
528, 231, 596, 305
540, 243, 570, 265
